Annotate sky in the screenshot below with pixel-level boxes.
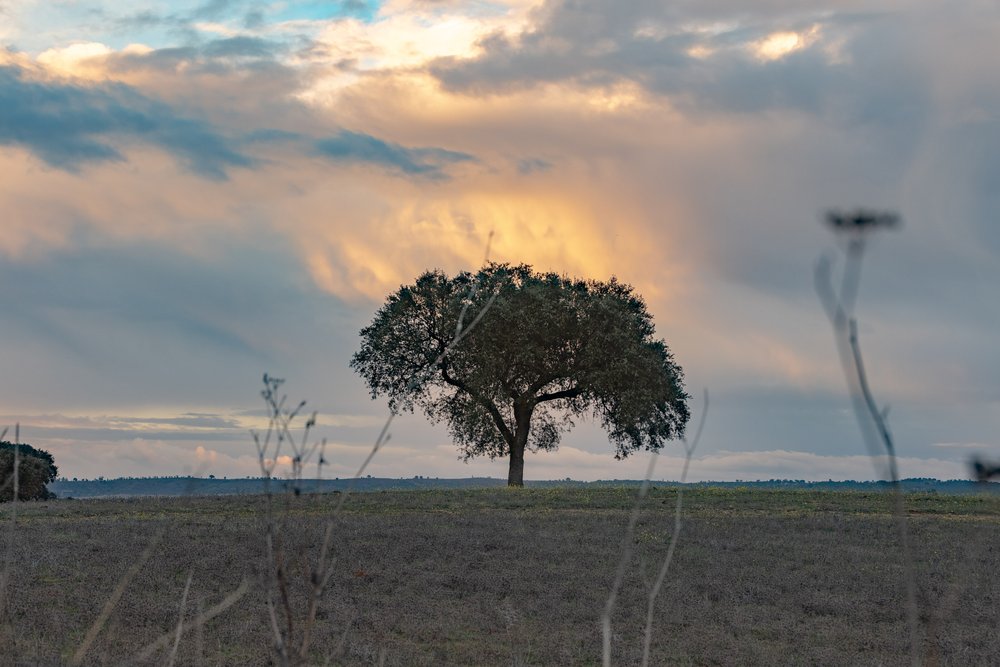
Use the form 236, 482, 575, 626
1, 0, 998, 482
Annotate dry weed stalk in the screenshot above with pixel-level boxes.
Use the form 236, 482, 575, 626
126, 578, 251, 665
68, 474, 224, 665
815, 209, 921, 665
601, 448, 656, 667
167, 570, 194, 667
62, 457, 231, 665
70, 530, 167, 666
602, 392, 707, 667
640, 391, 707, 666
0, 424, 13, 661
254, 233, 497, 665
252, 374, 333, 666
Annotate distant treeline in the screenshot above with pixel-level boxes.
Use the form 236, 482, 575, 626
47, 476, 999, 499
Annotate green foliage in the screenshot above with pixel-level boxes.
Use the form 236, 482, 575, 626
351, 263, 689, 483
0, 441, 58, 501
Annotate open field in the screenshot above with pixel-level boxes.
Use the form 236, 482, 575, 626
2, 487, 999, 665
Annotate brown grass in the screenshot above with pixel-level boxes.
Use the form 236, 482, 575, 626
1, 487, 998, 665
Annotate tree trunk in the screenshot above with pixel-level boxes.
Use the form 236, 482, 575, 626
507, 444, 525, 487
507, 401, 532, 487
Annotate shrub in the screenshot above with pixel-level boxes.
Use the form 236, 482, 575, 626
0, 442, 58, 501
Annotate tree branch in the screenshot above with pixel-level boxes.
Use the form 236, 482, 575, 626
535, 386, 583, 403
440, 361, 515, 444
524, 373, 559, 398
500, 375, 519, 401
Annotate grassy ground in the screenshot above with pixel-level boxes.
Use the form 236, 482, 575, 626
1, 486, 998, 665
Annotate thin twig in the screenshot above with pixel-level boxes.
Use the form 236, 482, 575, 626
194, 597, 204, 667
254, 231, 498, 665
126, 579, 251, 665
641, 391, 708, 666
70, 530, 165, 666
299, 522, 336, 660
602, 452, 658, 667
67, 460, 202, 666
331, 609, 358, 663
0, 425, 11, 655
166, 571, 194, 667
12, 424, 18, 516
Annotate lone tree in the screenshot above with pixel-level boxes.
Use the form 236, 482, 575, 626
351, 263, 690, 486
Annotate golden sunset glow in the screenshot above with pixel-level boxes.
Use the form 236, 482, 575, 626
36, 42, 113, 77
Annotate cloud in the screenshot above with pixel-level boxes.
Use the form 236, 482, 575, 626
0, 62, 253, 178
0, 0, 998, 484
516, 157, 551, 174
200, 35, 282, 58
0, 231, 378, 415
314, 129, 475, 179
426, 0, 932, 134
194, 444, 219, 464
190, 0, 250, 22
932, 442, 1000, 451
4, 42, 479, 183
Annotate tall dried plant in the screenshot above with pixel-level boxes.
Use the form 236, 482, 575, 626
815, 209, 921, 665
602, 391, 707, 667
253, 233, 497, 665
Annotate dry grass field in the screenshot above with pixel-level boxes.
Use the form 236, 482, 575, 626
1, 486, 998, 666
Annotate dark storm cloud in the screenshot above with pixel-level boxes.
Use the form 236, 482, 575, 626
436, 2, 991, 309
431, 0, 691, 93
430, 1, 922, 127
0, 63, 253, 178
315, 130, 476, 179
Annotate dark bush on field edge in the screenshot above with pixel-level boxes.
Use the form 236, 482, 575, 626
0, 442, 58, 501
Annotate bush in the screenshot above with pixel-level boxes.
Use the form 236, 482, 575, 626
0, 442, 58, 501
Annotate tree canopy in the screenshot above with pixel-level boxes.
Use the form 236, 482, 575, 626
0, 441, 59, 501
351, 263, 690, 486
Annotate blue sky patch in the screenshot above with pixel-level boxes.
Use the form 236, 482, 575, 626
269, 0, 381, 24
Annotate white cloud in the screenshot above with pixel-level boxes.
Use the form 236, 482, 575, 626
932, 441, 1000, 451
36, 41, 113, 76
297, 1, 533, 104
750, 26, 821, 62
